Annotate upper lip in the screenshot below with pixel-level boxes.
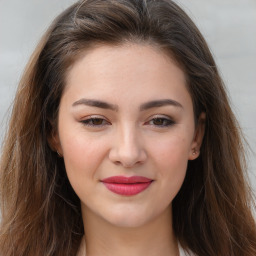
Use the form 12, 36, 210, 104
101, 176, 153, 184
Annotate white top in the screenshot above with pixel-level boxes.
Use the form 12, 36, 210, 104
179, 244, 192, 256
77, 238, 193, 256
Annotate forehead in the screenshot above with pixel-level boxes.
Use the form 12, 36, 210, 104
65, 42, 184, 81
63, 43, 192, 110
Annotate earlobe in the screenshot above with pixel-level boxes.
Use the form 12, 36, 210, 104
189, 112, 206, 160
47, 129, 63, 156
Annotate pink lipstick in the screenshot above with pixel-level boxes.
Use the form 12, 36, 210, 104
101, 176, 153, 196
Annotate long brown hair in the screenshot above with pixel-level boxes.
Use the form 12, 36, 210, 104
1, 0, 255, 255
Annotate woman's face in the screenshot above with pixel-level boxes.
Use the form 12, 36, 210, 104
53, 43, 204, 228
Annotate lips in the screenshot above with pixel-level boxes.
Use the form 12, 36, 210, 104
101, 176, 153, 196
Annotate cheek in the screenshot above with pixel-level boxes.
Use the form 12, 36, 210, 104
151, 133, 190, 195
153, 132, 191, 168
65, 137, 100, 161
60, 131, 108, 182
60, 134, 108, 201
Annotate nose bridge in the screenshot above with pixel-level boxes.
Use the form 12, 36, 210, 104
109, 122, 146, 167
121, 123, 139, 151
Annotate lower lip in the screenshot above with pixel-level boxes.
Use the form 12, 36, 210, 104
102, 182, 152, 196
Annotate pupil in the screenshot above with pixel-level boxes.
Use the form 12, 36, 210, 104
93, 119, 103, 125
154, 118, 163, 125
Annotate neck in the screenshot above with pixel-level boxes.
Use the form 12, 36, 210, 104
81, 205, 179, 256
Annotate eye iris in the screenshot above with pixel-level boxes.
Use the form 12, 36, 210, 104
92, 118, 103, 125
153, 118, 165, 125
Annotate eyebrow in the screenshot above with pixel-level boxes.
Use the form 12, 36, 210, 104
140, 99, 183, 111
72, 98, 183, 111
72, 98, 118, 111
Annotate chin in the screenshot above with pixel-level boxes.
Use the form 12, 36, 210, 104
102, 206, 157, 228
107, 215, 149, 228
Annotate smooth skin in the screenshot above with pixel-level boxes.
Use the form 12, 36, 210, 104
51, 43, 205, 256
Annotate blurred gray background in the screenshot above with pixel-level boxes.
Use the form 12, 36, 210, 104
0, 0, 255, 194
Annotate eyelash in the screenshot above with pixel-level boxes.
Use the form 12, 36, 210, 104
80, 117, 110, 127
146, 116, 175, 127
80, 116, 175, 128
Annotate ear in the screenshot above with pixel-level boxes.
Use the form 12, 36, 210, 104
47, 129, 63, 157
188, 112, 206, 160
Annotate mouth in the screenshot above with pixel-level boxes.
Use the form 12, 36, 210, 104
101, 176, 153, 196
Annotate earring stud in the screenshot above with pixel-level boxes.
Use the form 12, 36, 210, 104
192, 149, 197, 155
57, 151, 62, 157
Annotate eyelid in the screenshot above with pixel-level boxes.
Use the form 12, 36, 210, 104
145, 114, 175, 127
80, 115, 111, 127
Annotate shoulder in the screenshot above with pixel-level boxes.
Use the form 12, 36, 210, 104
179, 244, 196, 256
76, 237, 86, 256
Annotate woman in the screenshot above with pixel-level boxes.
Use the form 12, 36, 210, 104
0, 0, 255, 255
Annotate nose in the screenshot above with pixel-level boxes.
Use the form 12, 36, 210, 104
108, 124, 147, 168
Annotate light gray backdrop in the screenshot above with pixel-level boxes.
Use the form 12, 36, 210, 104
0, 0, 255, 194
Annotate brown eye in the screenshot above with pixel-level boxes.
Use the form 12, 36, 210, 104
91, 118, 104, 125
81, 118, 110, 127
148, 117, 174, 127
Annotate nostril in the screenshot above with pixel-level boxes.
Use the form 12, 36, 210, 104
116, 160, 145, 169
108, 136, 147, 168
114, 160, 122, 166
